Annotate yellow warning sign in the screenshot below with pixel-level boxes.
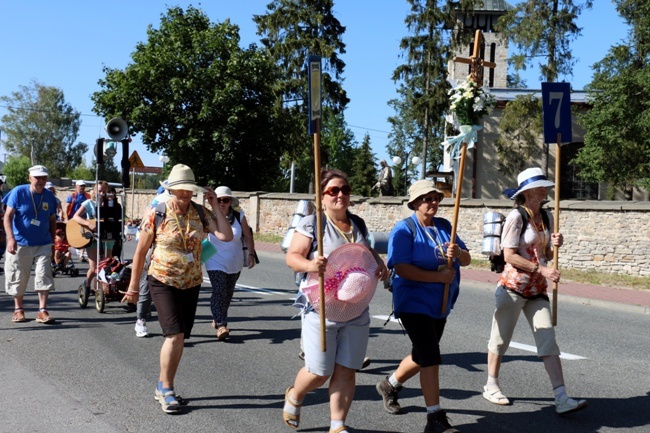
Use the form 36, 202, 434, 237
128, 151, 144, 168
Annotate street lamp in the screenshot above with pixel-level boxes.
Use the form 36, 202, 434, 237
391, 154, 422, 194
159, 154, 169, 166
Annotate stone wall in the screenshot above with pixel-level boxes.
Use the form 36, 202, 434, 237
55, 188, 649, 277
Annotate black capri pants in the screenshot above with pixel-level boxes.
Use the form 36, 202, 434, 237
399, 312, 447, 367
149, 276, 200, 339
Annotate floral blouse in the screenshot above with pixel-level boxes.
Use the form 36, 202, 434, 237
497, 208, 554, 298
141, 202, 209, 289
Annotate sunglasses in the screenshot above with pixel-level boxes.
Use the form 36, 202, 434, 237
323, 185, 352, 196
217, 197, 231, 204
420, 194, 443, 203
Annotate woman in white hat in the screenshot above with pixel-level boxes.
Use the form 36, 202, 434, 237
122, 164, 233, 414
283, 169, 388, 433
482, 167, 587, 414
203, 185, 256, 340
377, 179, 470, 433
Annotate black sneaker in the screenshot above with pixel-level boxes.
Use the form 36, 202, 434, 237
424, 409, 459, 433
376, 378, 402, 414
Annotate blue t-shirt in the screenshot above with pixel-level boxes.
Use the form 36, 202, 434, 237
3, 184, 57, 246
387, 213, 467, 319
66, 191, 89, 217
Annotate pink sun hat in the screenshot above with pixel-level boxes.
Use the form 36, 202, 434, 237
302, 243, 379, 322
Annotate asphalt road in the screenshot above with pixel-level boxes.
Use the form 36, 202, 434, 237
0, 242, 648, 433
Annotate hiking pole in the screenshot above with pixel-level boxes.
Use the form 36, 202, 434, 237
442, 141, 467, 315
552, 133, 561, 326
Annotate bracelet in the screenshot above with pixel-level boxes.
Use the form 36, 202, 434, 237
126, 291, 139, 295
532, 263, 539, 273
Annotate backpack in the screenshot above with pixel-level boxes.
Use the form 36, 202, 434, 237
294, 211, 369, 285
232, 210, 259, 265
489, 206, 550, 273
383, 216, 417, 292
66, 191, 90, 218
153, 201, 207, 236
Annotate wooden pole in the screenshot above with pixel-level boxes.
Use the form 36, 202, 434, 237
312, 121, 326, 352
552, 133, 562, 326
441, 141, 467, 314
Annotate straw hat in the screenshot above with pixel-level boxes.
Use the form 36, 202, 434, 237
407, 179, 443, 210
302, 243, 379, 322
504, 167, 555, 199
215, 186, 239, 207
161, 164, 205, 193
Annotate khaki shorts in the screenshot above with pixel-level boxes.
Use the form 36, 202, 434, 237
487, 286, 560, 357
302, 308, 370, 377
5, 244, 55, 296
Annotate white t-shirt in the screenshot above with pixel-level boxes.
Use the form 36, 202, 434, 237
204, 209, 245, 274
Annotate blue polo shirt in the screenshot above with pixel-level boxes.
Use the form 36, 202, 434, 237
3, 184, 57, 246
387, 214, 467, 319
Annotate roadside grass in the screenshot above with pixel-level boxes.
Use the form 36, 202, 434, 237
253, 234, 650, 291
469, 259, 650, 291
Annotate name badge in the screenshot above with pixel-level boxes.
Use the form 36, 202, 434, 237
185, 252, 194, 263
31, 219, 41, 227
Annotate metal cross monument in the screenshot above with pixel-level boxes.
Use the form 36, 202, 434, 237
453, 29, 496, 87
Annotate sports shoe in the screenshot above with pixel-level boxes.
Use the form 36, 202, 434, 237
12, 309, 26, 323
298, 350, 305, 360
36, 309, 55, 324
424, 409, 459, 433
376, 378, 402, 414
135, 319, 149, 338
555, 395, 588, 414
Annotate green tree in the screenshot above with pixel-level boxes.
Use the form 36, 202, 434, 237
2, 155, 32, 188
495, 0, 593, 176
69, 162, 95, 184
386, 85, 421, 196
0, 81, 88, 178
393, 0, 474, 179
254, 0, 348, 192
574, 0, 650, 199
321, 110, 356, 175
348, 134, 377, 197
91, 6, 284, 191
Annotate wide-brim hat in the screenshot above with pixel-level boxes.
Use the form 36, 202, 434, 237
215, 185, 239, 207
302, 243, 379, 322
407, 179, 443, 210
505, 167, 555, 199
162, 164, 205, 194
29, 165, 48, 177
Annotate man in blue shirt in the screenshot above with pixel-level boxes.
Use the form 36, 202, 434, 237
3, 165, 58, 323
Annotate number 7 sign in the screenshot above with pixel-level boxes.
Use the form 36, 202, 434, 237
542, 82, 572, 144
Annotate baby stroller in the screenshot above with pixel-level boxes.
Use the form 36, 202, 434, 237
52, 221, 80, 277
78, 256, 133, 313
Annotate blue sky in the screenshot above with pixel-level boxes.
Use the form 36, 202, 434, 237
0, 1, 628, 173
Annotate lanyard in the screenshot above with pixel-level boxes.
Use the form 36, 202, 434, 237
168, 202, 191, 252
325, 212, 354, 243
523, 206, 548, 249
30, 190, 43, 218
419, 219, 446, 259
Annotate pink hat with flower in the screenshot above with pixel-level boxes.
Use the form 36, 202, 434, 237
302, 243, 379, 322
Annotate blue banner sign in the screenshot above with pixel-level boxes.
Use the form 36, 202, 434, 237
541, 82, 572, 144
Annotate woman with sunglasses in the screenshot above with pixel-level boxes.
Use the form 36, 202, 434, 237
283, 169, 388, 433
204, 186, 256, 340
377, 179, 470, 433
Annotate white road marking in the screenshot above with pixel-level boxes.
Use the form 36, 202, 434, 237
202, 278, 283, 296
508, 341, 588, 360
373, 314, 400, 324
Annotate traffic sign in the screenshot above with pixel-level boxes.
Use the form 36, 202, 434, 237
128, 151, 144, 168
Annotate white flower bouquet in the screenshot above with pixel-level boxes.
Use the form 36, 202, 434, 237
447, 78, 496, 126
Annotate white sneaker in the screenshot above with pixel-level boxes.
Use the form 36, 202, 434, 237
135, 319, 149, 337
555, 395, 588, 414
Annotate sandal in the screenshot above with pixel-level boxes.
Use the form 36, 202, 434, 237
155, 387, 181, 414
330, 426, 349, 433
216, 326, 230, 341
12, 309, 26, 323
283, 386, 302, 429
483, 385, 510, 405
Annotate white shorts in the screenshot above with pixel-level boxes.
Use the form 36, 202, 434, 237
5, 244, 55, 296
302, 308, 370, 377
